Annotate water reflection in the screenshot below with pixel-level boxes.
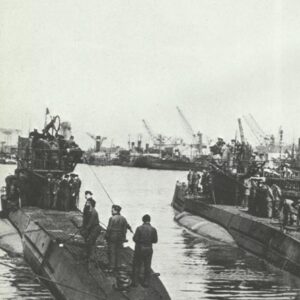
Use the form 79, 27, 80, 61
0, 249, 52, 299
181, 233, 300, 300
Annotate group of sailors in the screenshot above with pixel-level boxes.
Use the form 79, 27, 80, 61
209, 137, 252, 171
5, 171, 81, 212
243, 177, 300, 229
29, 126, 82, 172
81, 191, 158, 288
42, 172, 81, 210
185, 167, 300, 231
186, 169, 211, 195
187, 169, 201, 194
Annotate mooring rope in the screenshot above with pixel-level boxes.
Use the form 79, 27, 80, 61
87, 165, 114, 205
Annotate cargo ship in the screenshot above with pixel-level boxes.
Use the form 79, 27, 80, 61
171, 163, 300, 278
133, 155, 208, 171
1, 115, 170, 300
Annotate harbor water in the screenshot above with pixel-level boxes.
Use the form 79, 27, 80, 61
1, 164, 300, 299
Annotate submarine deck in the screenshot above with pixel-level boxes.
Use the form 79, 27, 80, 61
9, 207, 170, 300
209, 204, 300, 241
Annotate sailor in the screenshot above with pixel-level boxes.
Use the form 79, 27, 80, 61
69, 174, 77, 210
192, 170, 200, 194
282, 199, 296, 227
242, 178, 251, 209
82, 198, 101, 262
51, 175, 60, 209
58, 174, 71, 211
105, 205, 133, 271
81, 191, 94, 238
8, 182, 20, 210
271, 184, 282, 218
132, 214, 158, 287
201, 170, 210, 195
43, 173, 54, 209
73, 174, 81, 208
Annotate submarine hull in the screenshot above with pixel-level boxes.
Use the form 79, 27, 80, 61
9, 207, 171, 300
172, 183, 300, 278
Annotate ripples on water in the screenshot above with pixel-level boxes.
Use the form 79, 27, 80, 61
0, 249, 52, 299
1, 164, 300, 299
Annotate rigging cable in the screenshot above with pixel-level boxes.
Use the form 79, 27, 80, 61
87, 165, 114, 205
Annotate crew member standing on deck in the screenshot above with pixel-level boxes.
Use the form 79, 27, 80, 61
85, 199, 101, 262
132, 214, 158, 287
105, 205, 133, 271
81, 191, 94, 239
58, 174, 71, 211
69, 174, 77, 210
74, 174, 81, 208
80, 191, 101, 262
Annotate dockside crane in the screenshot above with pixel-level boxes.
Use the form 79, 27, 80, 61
142, 119, 168, 150
176, 106, 203, 155
242, 115, 265, 145
86, 132, 107, 152
176, 107, 195, 138
243, 114, 277, 152
142, 119, 157, 144
248, 114, 273, 143
237, 118, 246, 143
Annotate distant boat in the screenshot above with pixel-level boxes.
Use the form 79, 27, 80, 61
4, 157, 17, 165
133, 154, 209, 171
0, 155, 17, 165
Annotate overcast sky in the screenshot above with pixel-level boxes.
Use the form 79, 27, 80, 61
1, 0, 300, 149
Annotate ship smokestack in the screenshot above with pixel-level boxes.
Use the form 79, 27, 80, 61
137, 140, 142, 149
95, 136, 101, 152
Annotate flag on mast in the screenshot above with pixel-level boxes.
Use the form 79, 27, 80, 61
46, 107, 50, 115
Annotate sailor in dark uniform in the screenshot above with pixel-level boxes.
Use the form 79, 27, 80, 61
81, 191, 94, 239
58, 174, 71, 211
132, 214, 158, 287
81, 194, 101, 262
105, 205, 132, 271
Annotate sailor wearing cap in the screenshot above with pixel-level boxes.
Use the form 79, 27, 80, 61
132, 214, 158, 288
80, 191, 101, 262
105, 204, 133, 271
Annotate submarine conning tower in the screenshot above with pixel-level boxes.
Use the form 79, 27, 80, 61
3, 115, 84, 214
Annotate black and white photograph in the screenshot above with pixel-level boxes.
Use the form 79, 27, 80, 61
1, 1, 300, 299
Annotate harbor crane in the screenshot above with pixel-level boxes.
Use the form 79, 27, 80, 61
176, 106, 203, 155
243, 114, 276, 152
142, 119, 181, 150
86, 132, 107, 152
176, 106, 195, 138
142, 119, 168, 149
142, 119, 157, 144
237, 118, 246, 143
242, 114, 267, 145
